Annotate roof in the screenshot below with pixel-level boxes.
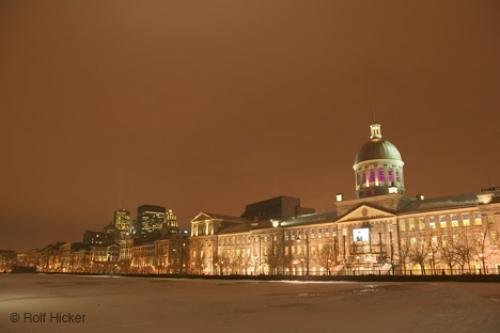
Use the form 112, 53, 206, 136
280, 211, 338, 227
355, 139, 402, 164
201, 212, 250, 223
398, 193, 480, 213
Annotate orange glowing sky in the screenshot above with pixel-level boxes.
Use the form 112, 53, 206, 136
1, 0, 499, 250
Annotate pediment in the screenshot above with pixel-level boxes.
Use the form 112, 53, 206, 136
336, 204, 395, 223
190, 212, 214, 223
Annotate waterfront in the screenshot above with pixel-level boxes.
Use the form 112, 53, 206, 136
1, 274, 500, 333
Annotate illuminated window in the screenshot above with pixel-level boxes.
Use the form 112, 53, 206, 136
429, 217, 436, 229
431, 236, 438, 246
378, 168, 385, 183
369, 169, 376, 184
462, 213, 470, 226
451, 215, 458, 228
439, 215, 447, 228
418, 217, 426, 230
399, 220, 406, 232
409, 218, 415, 231
388, 169, 394, 183
474, 212, 482, 225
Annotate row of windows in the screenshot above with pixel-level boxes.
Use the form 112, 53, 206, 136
219, 235, 278, 246
401, 230, 498, 246
356, 167, 402, 186
284, 244, 330, 256
399, 212, 482, 232
285, 228, 335, 240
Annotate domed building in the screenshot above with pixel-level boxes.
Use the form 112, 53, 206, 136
353, 123, 405, 198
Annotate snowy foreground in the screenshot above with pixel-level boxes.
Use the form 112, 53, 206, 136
1, 274, 500, 333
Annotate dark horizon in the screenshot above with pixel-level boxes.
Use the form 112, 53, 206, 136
1, 0, 499, 251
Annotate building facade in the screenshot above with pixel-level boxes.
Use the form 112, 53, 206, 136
8, 124, 499, 276
189, 124, 500, 276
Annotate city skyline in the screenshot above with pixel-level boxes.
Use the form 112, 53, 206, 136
4, 121, 499, 278
2, 1, 500, 250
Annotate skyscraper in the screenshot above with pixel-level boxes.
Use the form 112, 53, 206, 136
113, 209, 134, 237
137, 205, 166, 236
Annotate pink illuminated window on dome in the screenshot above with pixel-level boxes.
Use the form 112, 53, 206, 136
388, 169, 394, 183
369, 170, 375, 184
378, 168, 385, 183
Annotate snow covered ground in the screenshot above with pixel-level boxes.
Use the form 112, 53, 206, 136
1, 274, 499, 333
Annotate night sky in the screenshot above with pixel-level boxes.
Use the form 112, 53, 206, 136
1, 1, 499, 250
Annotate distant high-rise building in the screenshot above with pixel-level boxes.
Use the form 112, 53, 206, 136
162, 209, 179, 235
113, 209, 134, 237
137, 205, 166, 235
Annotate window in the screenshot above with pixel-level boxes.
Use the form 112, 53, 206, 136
409, 218, 415, 231
451, 215, 458, 228
429, 217, 436, 229
418, 217, 426, 230
491, 231, 498, 242
388, 169, 394, 183
369, 169, 376, 184
474, 212, 482, 225
396, 170, 401, 182
378, 168, 385, 183
440, 215, 447, 228
462, 213, 470, 227
399, 220, 406, 232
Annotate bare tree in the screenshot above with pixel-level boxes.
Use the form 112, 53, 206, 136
266, 234, 283, 275
319, 241, 335, 275
453, 229, 475, 273
409, 239, 429, 275
475, 218, 492, 273
399, 239, 411, 275
440, 236, 458, 275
